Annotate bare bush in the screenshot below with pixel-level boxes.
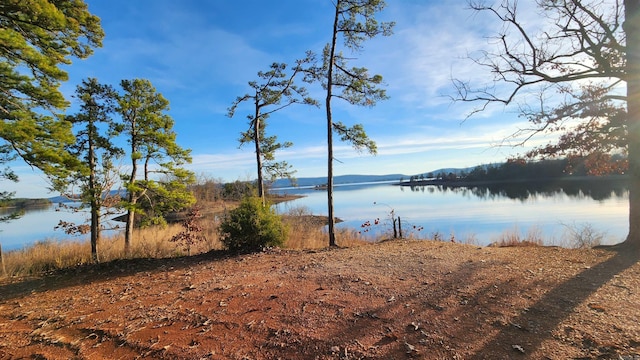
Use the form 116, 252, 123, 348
562, 222, 605, 249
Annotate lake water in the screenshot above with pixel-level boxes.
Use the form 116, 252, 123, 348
272, 179, 629, 247
0, 203, 123, 252
0, 179, 629, 251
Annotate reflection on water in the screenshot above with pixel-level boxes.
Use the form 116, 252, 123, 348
0, 202, 122, 251
274, 179, 628, 247
405, 177, 628, 202
0, 179, 629, 251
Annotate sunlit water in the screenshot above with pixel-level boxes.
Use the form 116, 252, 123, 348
272, 180, 628, 247
0, 203, 123, 251
0, 180, 629, 251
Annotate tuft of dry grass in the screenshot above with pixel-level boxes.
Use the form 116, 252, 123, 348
492, 225, 544, 247
3, 239, 91, 276
281, 206, 369, 249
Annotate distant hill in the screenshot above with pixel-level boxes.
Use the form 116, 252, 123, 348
48, 189, 127, 203
271, 166, 498, 188
272, 174, 407, 188
418, 164, 501, 178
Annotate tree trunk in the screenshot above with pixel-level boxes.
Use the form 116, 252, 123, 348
327, 98, 336, 247
125, 134, 139, 256
254, 98, 265, 204
326, 1, 341, 247
88, 130, 99, 263
90, 200, 100, 263
124, 187, 136, 256
625, 0, 640, 249
0, 242, 6, 277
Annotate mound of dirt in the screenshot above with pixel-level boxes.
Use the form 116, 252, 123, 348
0, 240, 639, 359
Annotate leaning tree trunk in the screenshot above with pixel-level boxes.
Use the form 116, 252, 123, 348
625, 0, 640, 249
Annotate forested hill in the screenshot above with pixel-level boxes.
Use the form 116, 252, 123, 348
405, 158, 627, 184
272, 174, 406, 188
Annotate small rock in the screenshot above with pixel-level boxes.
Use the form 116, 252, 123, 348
512, 344, 525, 354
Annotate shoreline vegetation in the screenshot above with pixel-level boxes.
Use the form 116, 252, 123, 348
398, 174, 628, 187
0, 165, 628, 278
0, 198, 51, 210
0, 192, 353, 278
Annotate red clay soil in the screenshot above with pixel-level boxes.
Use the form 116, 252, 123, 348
0, 240, 639, 359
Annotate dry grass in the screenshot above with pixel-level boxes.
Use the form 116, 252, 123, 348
4, 211, 606, 278
281, 206, 369, 249
491, 225, 544, 247
1, 206, 369, 278
1, 223, 225, 278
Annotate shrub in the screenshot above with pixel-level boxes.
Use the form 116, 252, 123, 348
170, 207, 205, 256
562, 222, 605, 249
218, 196, 287, 253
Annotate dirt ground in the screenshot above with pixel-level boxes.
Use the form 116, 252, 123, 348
0, 240, 639, 359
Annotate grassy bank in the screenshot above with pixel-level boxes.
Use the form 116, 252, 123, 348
0, 205, 367, 278
0, 201, 607, 278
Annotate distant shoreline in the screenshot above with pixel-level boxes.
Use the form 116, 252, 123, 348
397, 174, 629, 187
0, 198, 52, 210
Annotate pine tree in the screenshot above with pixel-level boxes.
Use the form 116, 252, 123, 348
228, 56, 317, 203
0, 1, 103, 208
60, 78, 122, 263
115, 79, 195, 254
311, 0, 394, 246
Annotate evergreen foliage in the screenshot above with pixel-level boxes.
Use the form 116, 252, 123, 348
218, 196, 287, 253
308, 0, 394, 246
228, 56, 318, 202
0, 0, 103, 206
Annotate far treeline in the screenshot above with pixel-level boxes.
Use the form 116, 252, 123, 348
409, 156, 628, 184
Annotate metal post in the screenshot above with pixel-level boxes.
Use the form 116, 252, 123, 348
398, 217, 403, 238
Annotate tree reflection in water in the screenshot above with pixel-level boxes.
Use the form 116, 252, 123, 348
408, 177, 628, 202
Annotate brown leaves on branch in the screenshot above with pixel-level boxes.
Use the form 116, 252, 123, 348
170, 207, 205, 256
55, 221, 91, 235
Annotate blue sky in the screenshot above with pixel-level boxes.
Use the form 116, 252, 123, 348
8, 0, 548, 198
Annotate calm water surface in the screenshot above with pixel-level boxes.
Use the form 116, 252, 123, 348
0, 202, 122, 251
0, 180, 629, 251
273, 180, 628, 247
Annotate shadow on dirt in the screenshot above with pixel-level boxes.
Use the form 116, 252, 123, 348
469, 248, 639, 359
0, 249, 233, 302
281, 247, 639, 359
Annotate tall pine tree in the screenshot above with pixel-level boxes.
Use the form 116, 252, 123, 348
0, 1, 103, 205
116, 79, 195, 255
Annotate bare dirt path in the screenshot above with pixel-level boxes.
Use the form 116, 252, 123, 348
0, 240, 639, 359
